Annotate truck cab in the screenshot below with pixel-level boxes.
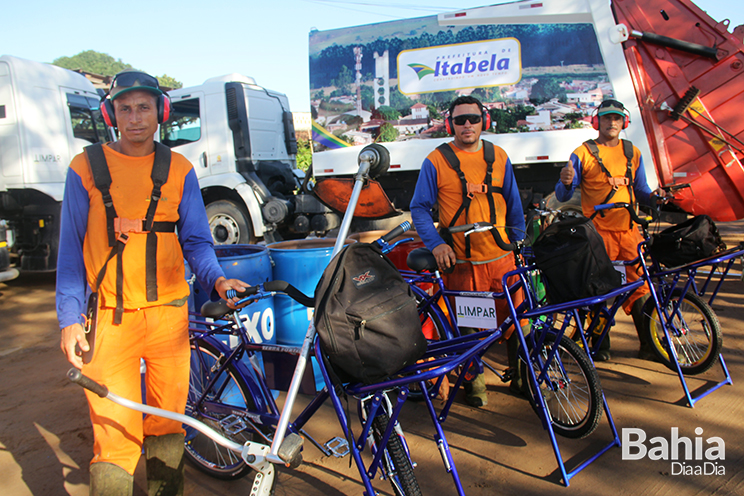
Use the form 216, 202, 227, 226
164, 75, 335, 243
0, 55, 108, 272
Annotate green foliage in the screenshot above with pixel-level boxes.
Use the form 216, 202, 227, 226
53, 50, 132, 75
51, 50, 183, 88
376, 122, 398, 142
319, 100, 354, 112
296, 139, 312, 171
490, 105, 536, 133
360, 85, 375, 110
331, 65, 354, 94
376, 105, 401, 121
529, 77, 567, 105
426, 104, 441, 120
389, 88, 414, 115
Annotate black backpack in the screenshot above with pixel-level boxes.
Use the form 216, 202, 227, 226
649, 215, 726, 268
314, 242, 426, 384
532, 213, 622, 304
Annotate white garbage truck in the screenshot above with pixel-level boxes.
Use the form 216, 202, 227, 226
0, 55, 109, 272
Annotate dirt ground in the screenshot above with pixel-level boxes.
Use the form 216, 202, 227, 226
1, 221, 743, 496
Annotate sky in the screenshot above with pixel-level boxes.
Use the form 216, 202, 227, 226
2, 0, 740, 113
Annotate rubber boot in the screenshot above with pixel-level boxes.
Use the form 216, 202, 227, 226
592, 331, 611, 362
143, 433, 185, 496
461, 327, 488, 407
507, 325, 529, 397
631, 294, 656, 361
89, 462, 134, 496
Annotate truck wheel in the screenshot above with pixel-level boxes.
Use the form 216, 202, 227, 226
206, 200, 256, 245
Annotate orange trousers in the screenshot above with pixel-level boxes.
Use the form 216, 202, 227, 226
596, 227, 649, 314
444, 254, 525, 339
81, 304, 190, 475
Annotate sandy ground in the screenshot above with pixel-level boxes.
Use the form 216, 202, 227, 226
1, 221, 743, 495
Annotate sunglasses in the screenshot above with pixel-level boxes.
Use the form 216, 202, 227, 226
452, 114, 482, 126
111, 71, 160, 91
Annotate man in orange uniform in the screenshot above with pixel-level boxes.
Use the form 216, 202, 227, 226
411, 96, 526, 407
57, 70, 247, 495
556, 99, 665, 361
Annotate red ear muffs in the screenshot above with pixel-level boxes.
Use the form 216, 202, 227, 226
100, 93, 171, 129
101, 97, 116, 128
158, 94, 171, 124
591, 110, 630, 130
445, 107, 492, 135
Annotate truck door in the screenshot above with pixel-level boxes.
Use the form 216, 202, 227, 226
160, 93, 210, 177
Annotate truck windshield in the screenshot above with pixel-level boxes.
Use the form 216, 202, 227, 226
161, 98, 201, 147
67, 93, 108, 144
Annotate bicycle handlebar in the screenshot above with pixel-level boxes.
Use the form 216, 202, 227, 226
67, 368, 109, 398
448, 222, 517, 252
593, 203, 649, 229
227, 280, 314, 307
379, 221, 412, 244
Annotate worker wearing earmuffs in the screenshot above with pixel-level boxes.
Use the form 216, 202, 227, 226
57, 70, 248, 495
556, 98, 666, 362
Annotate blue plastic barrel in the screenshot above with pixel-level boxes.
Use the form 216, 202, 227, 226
268, 238, 355, 390
188, 245, 275, 370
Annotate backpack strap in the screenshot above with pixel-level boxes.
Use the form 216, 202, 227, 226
436, 141, 504, 258
84, 143, 175, 325
584, 139, 636, 228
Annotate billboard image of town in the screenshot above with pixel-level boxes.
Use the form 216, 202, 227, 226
309, 16, 612, 152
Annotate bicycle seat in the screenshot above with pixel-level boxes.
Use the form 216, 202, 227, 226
200, 300, 230, 320
407, 247, 438, 272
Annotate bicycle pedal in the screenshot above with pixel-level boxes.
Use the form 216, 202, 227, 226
278, 433, 304, 468
324, 436, 350, 458
220, 414, 248, 436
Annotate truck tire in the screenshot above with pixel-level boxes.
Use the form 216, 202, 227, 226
206, 200, 256, 245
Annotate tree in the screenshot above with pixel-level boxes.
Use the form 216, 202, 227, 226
376, 122, 398, 142
52, 50, 183, 88
529, 78, 566, 105
376, 105, 401, 121
296, 139, 312, 172
330, 65, 354, 94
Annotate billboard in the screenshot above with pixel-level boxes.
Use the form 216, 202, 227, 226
309, 15, 611, 153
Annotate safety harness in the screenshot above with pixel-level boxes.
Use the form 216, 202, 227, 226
436, 140, 504, 258
584, 139, 636, 228
85, 143, 176, 325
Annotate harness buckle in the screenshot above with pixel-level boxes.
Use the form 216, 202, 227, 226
466, 183, 488, 196
608, 176, 630, 190
114, 217, 146, 234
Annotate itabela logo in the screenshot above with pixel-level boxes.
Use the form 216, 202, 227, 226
408, 63, 435, 80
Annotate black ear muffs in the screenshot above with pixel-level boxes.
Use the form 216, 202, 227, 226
445, 107, 492, 135
100, 93, 171, 129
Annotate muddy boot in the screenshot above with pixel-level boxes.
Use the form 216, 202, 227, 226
631, 295, 656, 361
143, 433, 185, 496
89, 462, 133, 496
464, 372, 488, 407
507, 328, 527, 397
592, 332, 611, 362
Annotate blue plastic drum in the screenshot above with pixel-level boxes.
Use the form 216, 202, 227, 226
268, 238, 355, 390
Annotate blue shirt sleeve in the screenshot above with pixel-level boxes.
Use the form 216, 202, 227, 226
633, 155, 654, 206
555, 153, 581, 202
56, 168, 90, 330
502, 157, 525, 242
178, 169, 226, 301
410, 158, 445, 252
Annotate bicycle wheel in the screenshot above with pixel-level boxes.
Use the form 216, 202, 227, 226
643, 289, 722, 375
371, 414, 422, 496
520, 334, 602, 439
185, 339, 263, 480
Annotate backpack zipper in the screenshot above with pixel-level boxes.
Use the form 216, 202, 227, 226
350, 298, 415, 339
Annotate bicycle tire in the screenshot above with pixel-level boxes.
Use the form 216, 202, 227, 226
185, 339, 263, 480
520, 334, 602, 439
642, 289, 722, 375
371, 414, 422, 496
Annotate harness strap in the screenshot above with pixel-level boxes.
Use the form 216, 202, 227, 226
84, 143, 173, 324
436, 141, 504, 258
584, 139, 635, 228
